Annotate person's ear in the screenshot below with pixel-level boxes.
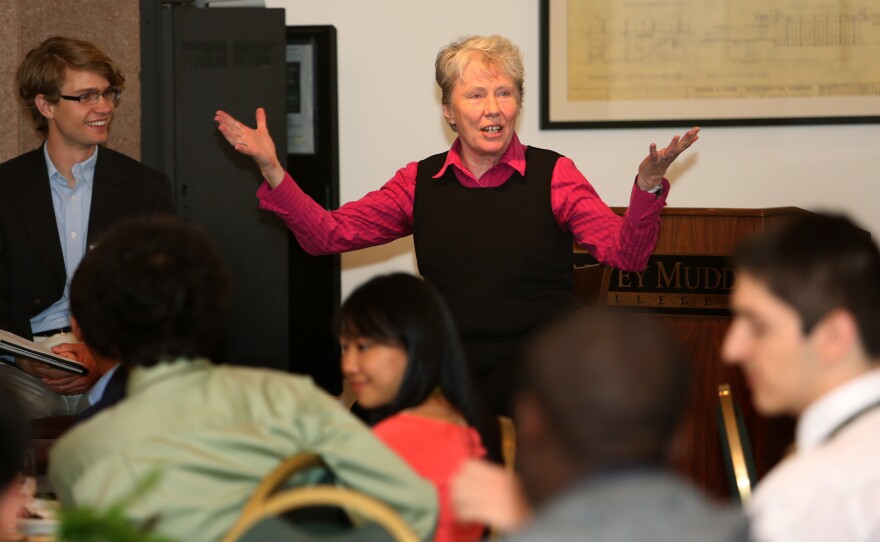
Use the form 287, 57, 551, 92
442, 103, 455, 129
812, 309, 859, 365
70, 317, 83, 342
34, 94, 56, 121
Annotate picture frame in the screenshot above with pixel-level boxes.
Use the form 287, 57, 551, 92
286, 32, 318, 154
539, 0, 880, 129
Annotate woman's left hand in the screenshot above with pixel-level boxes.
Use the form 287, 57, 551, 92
636, 126, 700, 191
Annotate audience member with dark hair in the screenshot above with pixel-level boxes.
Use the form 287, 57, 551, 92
337, 273, 499, 542
0, 36, 172, 419
0, 382, 27, 535
723, 212, 880, 541
456, 310, 746, 541
48, 216, 438, 541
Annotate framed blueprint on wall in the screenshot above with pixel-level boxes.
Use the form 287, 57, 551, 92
540, 0, 880, 128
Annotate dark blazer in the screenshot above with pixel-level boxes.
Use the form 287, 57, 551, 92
78, 363, 129, 420
0, 145, 173, 339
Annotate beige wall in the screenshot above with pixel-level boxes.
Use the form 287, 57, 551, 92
0, 0, 141, 163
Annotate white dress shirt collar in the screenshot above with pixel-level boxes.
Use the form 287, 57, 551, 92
797, 367, 880, 452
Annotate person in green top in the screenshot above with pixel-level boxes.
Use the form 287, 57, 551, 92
47, 215, 438, 541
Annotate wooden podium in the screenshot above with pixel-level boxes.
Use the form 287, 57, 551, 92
573, 207, 806, 500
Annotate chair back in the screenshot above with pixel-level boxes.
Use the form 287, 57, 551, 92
237, 452, 325, 522
222, 452, 419, 542
26, 415, 79, 476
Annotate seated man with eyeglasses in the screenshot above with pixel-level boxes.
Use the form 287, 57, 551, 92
0, 36, 172, 419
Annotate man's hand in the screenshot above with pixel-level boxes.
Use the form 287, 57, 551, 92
451, 459, 532, 533
43, 342, 100, 394
15, 343, 100, 395
15, 357, 72, 381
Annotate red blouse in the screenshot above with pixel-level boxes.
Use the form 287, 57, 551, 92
374, 413, 486, 542
257, 133, 667, 272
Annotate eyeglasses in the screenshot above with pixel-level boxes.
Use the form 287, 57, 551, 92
58, 89, 122, 104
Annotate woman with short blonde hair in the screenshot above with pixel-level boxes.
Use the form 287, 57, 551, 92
216, 34, 699, 415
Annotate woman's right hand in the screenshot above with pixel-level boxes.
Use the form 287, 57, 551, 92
214, 108, 286, 188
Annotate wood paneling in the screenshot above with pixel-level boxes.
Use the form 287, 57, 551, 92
575, 207, 806, 499
1, 0, 140, 163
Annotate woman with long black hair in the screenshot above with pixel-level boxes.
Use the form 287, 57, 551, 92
337, 273, 500, 542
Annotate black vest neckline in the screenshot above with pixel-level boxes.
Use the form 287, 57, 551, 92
412, 146, 575, 345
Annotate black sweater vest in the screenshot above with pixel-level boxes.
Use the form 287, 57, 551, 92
413, 147, 575, 344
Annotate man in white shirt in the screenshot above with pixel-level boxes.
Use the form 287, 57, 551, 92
723, 212, 880, 542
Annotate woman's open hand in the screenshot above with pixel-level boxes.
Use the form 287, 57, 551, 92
637, 126, 700, 191
214, 108, 285, 188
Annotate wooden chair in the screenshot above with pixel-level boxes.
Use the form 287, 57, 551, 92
222, 453, 419, 542
26, 415, 78, 477
498, 416, 516, 471
717, 384, 757, 504
482, 416, 517, 541
235, 452, 325, 524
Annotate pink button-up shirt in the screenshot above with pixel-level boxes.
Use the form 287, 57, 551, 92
258, 133, 667, 272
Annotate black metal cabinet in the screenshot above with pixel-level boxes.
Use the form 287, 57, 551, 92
141, 6, 340, 392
